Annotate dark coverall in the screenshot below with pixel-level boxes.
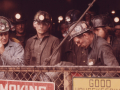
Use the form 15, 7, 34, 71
110, 37, 120, 65
61, 38, 87, 65
87, 34, 119, 66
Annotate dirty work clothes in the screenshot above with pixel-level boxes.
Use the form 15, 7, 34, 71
110, 37, 120, 65
0, 39, 24, 65
0, 39, 24, 80
61, 38, 87, 65
25, 34, 61, 65
87, 34, 119, 66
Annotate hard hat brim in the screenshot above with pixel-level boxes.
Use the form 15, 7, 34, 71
0, 28, 9, 33
69, 21, 90, 41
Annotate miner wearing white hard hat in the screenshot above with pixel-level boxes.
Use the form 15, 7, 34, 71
0, 16, 24, 79
69, 21, 119, 66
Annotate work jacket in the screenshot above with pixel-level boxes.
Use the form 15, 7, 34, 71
0, 39, 24, 79
25, 33, 61, 65
87, 34, 119, 66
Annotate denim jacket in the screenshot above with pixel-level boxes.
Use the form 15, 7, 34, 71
0, 39, 24, 80
1, 39, 24, 65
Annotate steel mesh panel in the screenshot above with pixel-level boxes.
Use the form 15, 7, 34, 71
0, 66, 119, 90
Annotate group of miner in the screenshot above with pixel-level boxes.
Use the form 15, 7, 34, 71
0, 9, 120, 81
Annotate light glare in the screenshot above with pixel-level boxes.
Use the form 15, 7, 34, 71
15, 13, 21, 19
114, 17, 119, 23
39, 15, 44, 21
65, 16, 71, 22
58, 16, 63, 21
111, 10, 115, 14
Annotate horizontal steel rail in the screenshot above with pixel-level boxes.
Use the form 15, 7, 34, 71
0, 66, 119, 72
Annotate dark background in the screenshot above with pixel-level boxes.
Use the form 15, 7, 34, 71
0, 0, 120, 35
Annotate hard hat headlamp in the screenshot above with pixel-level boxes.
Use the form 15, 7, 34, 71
39, 15, 45, 21
0, 17, 10, 32
69, 21, 89, 40
35, 14, 51, 24
65, 16, 71, 22
15, 13, 21, 20
0, 24, 5, 31
34, 10, 52, 24
114, 17, 119, 23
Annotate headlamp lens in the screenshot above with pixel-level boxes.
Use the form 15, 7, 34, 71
114, 17, 119, 23
58, 16, 63, 21
65, 16, 71, 22
0, 24, 5, 30
15, 13, 21, 19
39, 15, 44, 21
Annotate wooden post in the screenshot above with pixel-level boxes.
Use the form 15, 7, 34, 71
64, 71, 72, 90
